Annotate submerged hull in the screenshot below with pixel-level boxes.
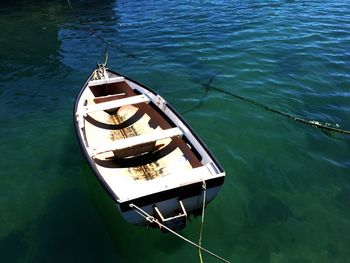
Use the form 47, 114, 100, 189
74, 66, 225, 230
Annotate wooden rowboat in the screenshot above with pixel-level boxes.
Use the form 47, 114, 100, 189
74, 65, 225, 230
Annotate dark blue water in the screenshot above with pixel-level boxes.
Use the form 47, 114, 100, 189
1, 1, 349, 262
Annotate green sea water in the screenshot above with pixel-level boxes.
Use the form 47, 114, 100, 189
1, 1, 349, 262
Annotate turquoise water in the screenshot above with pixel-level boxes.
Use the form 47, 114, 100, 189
1, 0, 350, 262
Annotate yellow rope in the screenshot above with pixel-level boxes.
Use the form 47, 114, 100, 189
129, 203, 230, 263
198, 181, 207, 263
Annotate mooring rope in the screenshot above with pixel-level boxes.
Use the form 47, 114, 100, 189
103, 45, 109, 67
129, 204, 230, 263
67, 0, 109, 66
67, 0, 161, 65
199, 82, 350, 136
66, 0, 75, 15
182, 71, 223, 114
198, 181, 207, 263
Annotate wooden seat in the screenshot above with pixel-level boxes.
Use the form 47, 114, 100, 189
77, 94, 150, 116
89, 127, 183, 157
88, 76, 125, 87
113, 141, 156, 159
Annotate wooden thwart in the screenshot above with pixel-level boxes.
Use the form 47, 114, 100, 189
89, 127, 183, 157
88, 76, 125, 87
77, 94, 150, 116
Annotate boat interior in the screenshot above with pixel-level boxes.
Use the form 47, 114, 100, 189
88, 80, 202, 165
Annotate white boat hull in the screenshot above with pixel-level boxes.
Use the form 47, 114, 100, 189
74, 66, 226, 230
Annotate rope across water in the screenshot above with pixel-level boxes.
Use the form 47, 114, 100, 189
67, 0, 142, 65
197, 82, 350, 136
68, 0, 349, 137
129, 203, 231, 263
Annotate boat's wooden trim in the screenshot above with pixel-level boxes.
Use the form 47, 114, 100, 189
77, 94, 150, 116
88, 76, 125, 86
89, 127, 183, 156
